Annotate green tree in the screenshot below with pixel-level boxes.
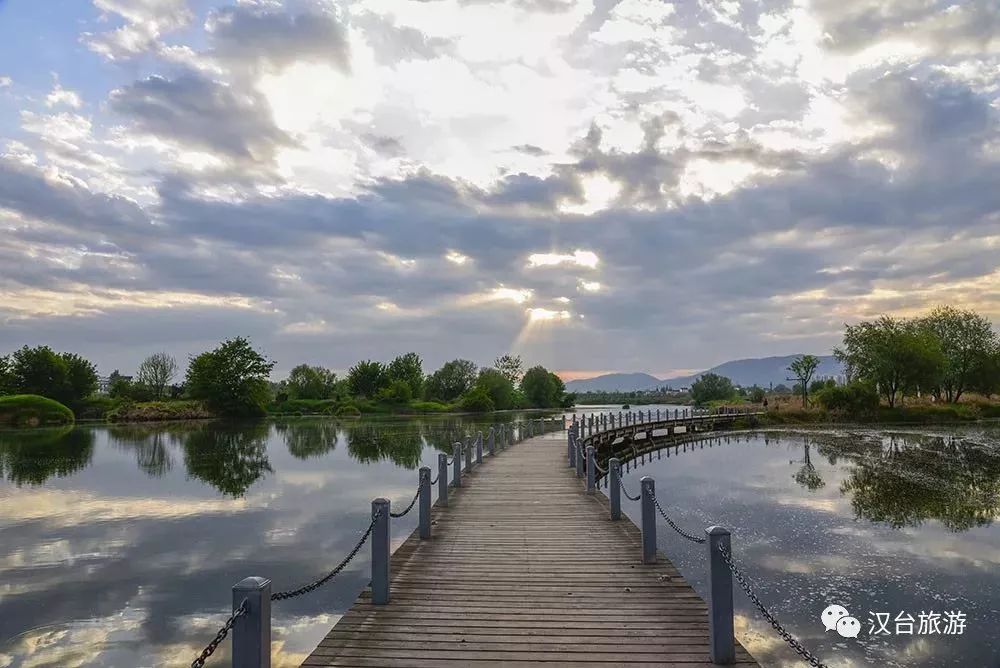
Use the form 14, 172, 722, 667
378, 378, 414, 404
493, 354, 524, 384
9, 346, 68, 400
186, 337, 275, 416
788, 355, 821, 407
520, 365, 562, 408
424, 359, 478, 402
136, 352, 178, 400
748, 386, 766, 403
690, 373, 735, 405
387, 352, 424, 398
60, 352, 98, 403
285, 364, 338, 400
835, 316, 944, 407
347, 360, 388, 398
475, 368, 515, 410
920, 306, 999, 403
459, 386, 495, 412
0, 355, 12, 395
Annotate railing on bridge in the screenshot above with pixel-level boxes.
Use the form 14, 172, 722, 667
566, 410, 828, 668
189, 416, 565, 668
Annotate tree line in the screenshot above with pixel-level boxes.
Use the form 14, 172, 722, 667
0, 339, 574, 418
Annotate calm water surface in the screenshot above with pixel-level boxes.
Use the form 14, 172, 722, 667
0, 413, 554, 667
3, 414, 998, 667
614, 424, 1000, 668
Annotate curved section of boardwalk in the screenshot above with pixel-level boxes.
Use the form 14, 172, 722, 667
303, 429, 758, 667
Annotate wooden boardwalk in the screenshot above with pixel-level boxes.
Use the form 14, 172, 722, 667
302, 429, 759, 667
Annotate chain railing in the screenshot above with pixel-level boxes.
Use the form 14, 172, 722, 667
191, 599, 248, 668
567, 410, 828, 668
719, 545, 829, 668
271, 511, 380, 601
189, 415, 566, 668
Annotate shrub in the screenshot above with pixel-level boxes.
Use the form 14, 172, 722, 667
814, 382, 880, 414
409, 401, 451, 413
0, 395, 75, 427
106, 400, 213, 423
459, 387, 495, 413
335, 405, 362, 417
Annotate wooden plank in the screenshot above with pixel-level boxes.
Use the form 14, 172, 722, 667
301, 428, 759, 667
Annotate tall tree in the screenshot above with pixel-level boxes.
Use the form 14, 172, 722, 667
59, 353, 98, 403
387, 353, 424, 398
424, 359, 478, 402
347, 360, 388, 398
493, 354, 524, 384
835, 316, 944, 407
690, 373, 735, 405
919, 306, 999, 402
474, 368, 515, 410
520, 365, 562, 408
136, 352, 178, 400
285, 364, 338, 400
0, 355, 12, 395
8, 346, 68, 400
788, 355, 821, 407
186, 338, 275, 416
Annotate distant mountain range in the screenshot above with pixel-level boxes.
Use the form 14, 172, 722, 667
564, 355, 843, 393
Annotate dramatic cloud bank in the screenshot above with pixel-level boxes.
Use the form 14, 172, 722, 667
1, 0, 998, 377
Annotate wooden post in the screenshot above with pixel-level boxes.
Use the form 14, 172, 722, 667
476, 431, 483, 465
568, 428, 576, 467
418, 467, 431, 539
232, 577, 271, 668
586, 445, 596, 494
464, 436, 472, 471
488, 427, 495, 456
609, 458, 621, 520
575, 442, 584, 478
437, 453, 448, 506
706, 526, 735, 664
452, 443, 462, 487
372, 498, 390, 605
640, 477, 656, 564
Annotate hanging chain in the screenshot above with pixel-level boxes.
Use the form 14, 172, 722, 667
718, 545, 828, 668
190, 598, 248, 668
651, 494, 706, 544
270, 510, 380, 601
618, 476, 640, 501
390, 481, 423, 518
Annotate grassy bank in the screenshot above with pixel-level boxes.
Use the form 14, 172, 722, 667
106, 400, 215, 423
0, 395, 75, 427
752, 400, 1000, 426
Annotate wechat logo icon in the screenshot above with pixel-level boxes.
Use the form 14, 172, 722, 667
822, 604, 861, 638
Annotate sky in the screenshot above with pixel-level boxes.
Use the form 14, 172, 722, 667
0, 0, 998, 381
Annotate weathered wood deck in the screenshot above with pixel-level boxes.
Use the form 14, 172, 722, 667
302, 429, 759, 667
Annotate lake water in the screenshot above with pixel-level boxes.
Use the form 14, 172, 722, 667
613, 424, 1000, 668
2, 414, 998, 667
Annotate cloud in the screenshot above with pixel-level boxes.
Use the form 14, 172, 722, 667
84, 0, 192, 60
206, 4, 350, 74
108, 72, 294, 165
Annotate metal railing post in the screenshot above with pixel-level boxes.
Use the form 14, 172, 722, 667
372, 498, 390, 604
586, 445, 596, 493
575, 442, 584, 478
640, 477, 656, 564
438, 453, 449, 506
706, 526, 735, 664
452, 443, 462, 487
418, 467, 431, 539
476, 432, 483, 465
609, 458, 621, 520
232, 577, 271, 668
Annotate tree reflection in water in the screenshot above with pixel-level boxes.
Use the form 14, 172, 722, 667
0, 427, 95, 485
106, 423, 188, 477
345, 423, 423, 468
276, 420, 338, 459
181, 422, 273, 497
827, 432, 1000, 531
791, 442, 826, 491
